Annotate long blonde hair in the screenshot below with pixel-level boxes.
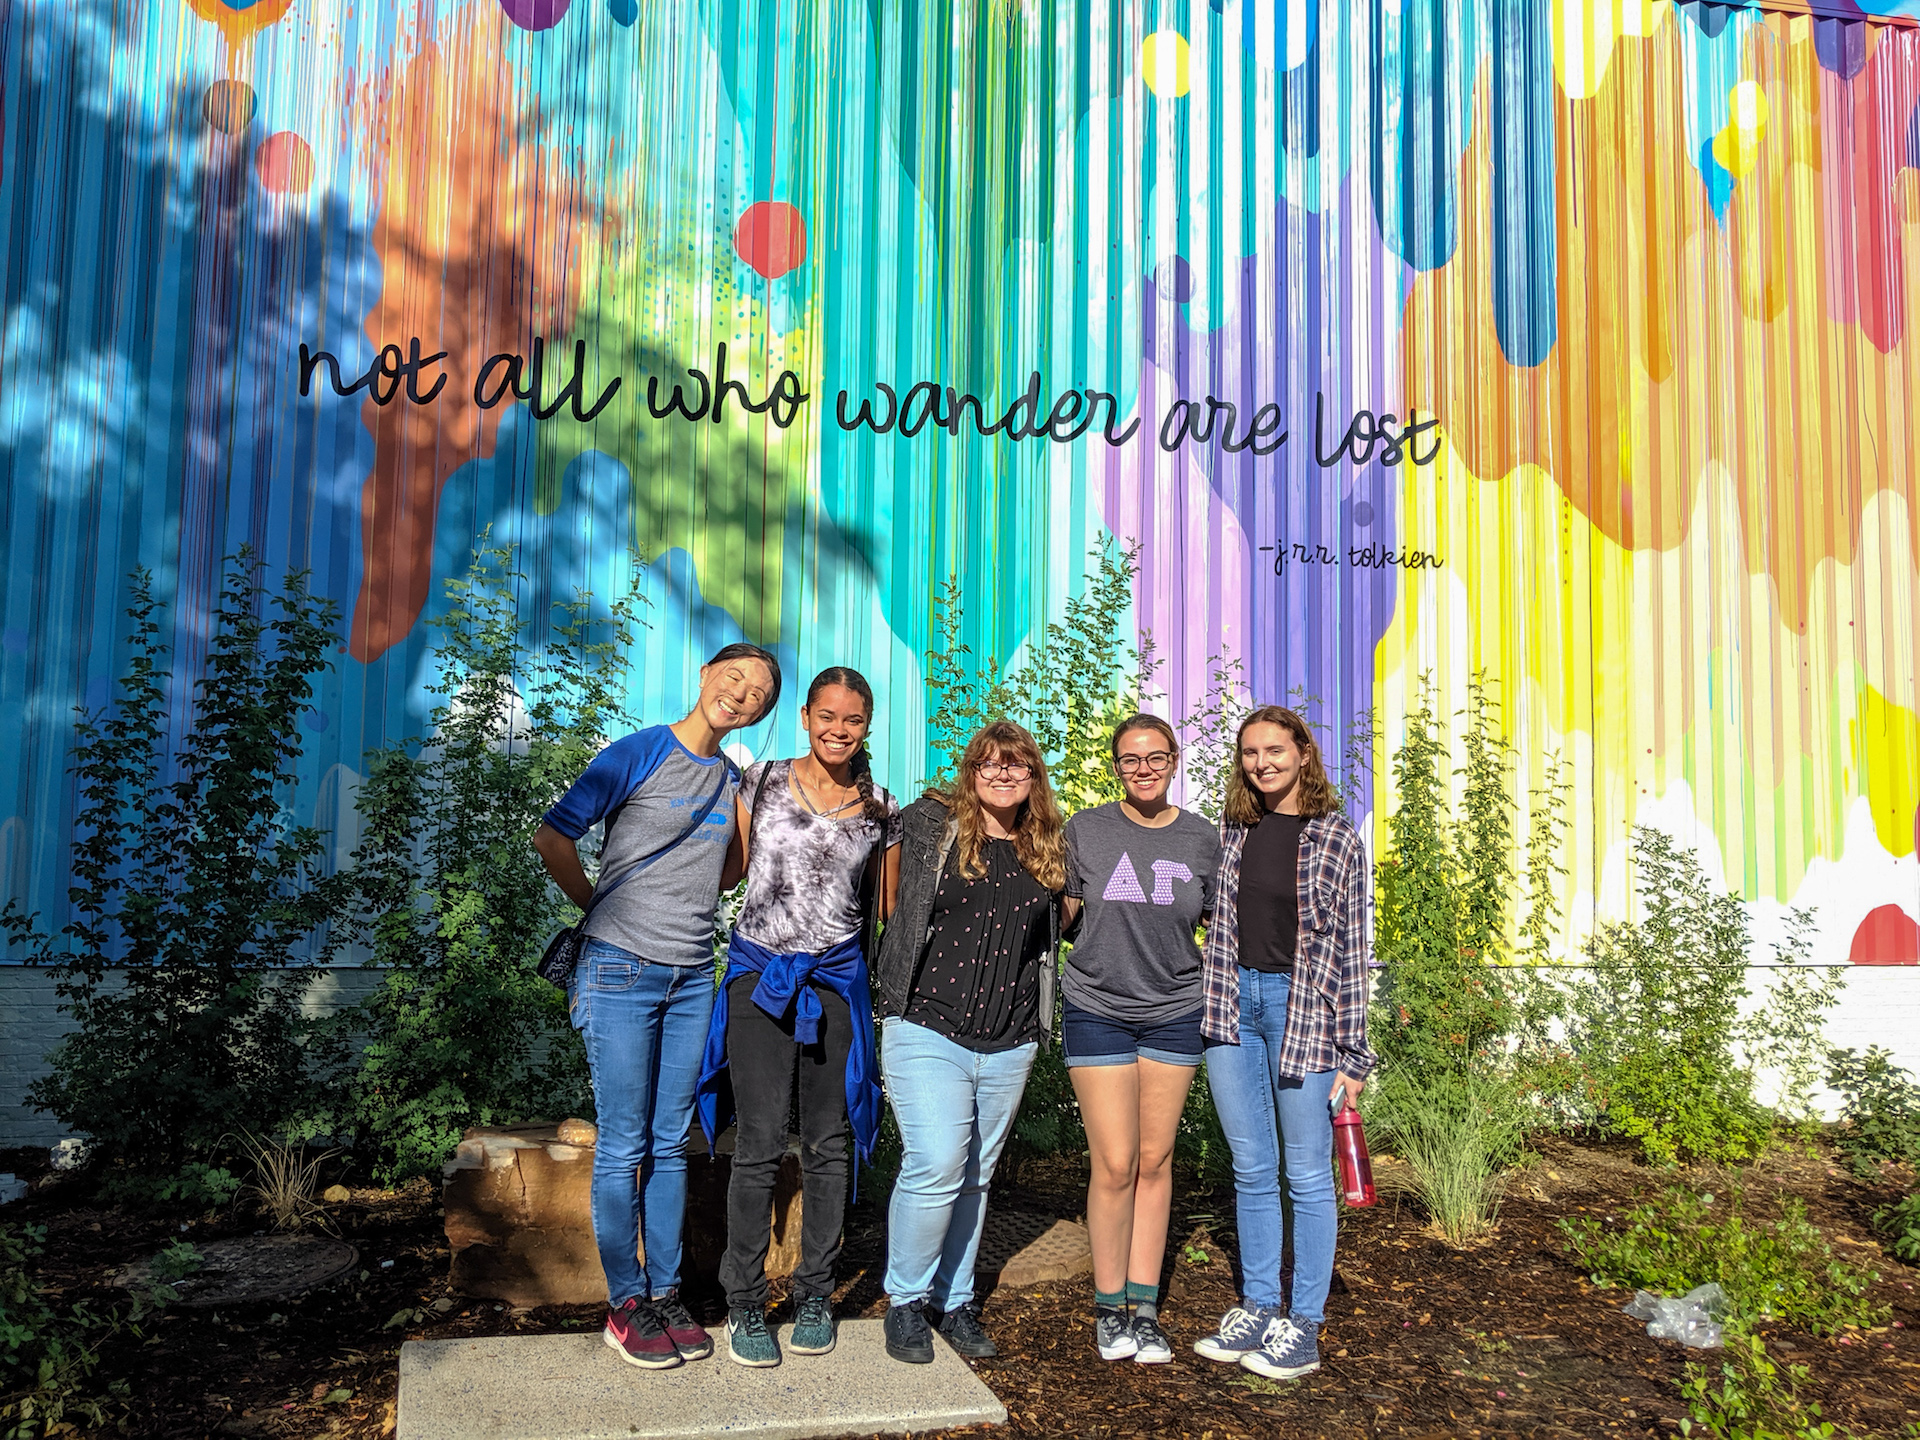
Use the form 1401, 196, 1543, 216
926, 720, 1068, 891
1222, 706, 1341, 824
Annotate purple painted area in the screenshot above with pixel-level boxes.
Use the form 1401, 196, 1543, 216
1107, 179, 1413, 816
500, 0, 571, 32
1815, 16, 1872, 80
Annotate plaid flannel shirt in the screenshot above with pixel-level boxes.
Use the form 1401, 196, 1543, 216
1200, 810, 1377, 1080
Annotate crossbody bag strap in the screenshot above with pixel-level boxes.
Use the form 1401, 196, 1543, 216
580, 761, 733, 922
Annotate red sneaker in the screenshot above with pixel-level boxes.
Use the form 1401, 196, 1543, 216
652, 1289, 714, 1360
603, 1298, 681, 1369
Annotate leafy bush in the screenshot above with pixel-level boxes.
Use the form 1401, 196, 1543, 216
1562, 831, 1770, 1165
7, 558, 350, 1172
315, 545, 640, 1181
1679, 1324, 1848, 1440
1873, 1193, 1920, 1265
0, 1223, 134, 1438
97, 1162, 241, 1210
1826, 1047, 1920, 1177
1560, 1186, 1885, 1335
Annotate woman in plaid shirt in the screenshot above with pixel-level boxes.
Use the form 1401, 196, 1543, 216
1190, 706, 1376, 1382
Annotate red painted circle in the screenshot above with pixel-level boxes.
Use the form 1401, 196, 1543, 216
1849, 904, 1920, 965
733, 201, 807, 280
254, 131, 314, 194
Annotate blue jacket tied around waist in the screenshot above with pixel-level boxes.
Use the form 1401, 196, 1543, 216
695, 930, 883, 1170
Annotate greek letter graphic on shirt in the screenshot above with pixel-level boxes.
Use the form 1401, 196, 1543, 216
1102, 852, 1196, 906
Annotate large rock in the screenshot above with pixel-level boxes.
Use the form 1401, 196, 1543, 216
443, 1122, 804, 1307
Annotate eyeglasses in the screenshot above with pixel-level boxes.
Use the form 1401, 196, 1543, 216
1115, 751, 1175, 774
975, 761, 1033, 781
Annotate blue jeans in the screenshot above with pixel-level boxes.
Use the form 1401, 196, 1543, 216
569, 938, 714, 1306
1204, 968, 1339, 1323
880, 1018, 1037, 1309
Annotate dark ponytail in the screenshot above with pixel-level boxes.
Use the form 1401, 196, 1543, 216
707, 641, 782, 722
806, 666, 888, 824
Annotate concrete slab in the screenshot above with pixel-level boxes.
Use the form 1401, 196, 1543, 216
398, 1321, 1007, 1440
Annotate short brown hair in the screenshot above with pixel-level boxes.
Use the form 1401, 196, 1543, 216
1222, 706, 1341, 824
1109, 712, 1178, 760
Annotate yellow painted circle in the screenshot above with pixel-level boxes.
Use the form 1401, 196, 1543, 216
1141, 30, 1191, 100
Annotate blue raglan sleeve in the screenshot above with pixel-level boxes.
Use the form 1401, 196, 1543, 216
541, 727, 675, 840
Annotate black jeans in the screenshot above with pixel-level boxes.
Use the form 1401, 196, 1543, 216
720, 975, 853, 1309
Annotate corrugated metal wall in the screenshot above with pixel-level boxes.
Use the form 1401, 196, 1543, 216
1, 0, 1915, 968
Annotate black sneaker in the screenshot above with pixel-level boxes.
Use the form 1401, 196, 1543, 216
934, 1301, 998, 1358
1095, 1306, 1139, 1360
884, 1300, 935, 1364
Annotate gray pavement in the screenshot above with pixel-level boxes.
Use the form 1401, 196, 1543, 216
397, 1320, 1007, 1440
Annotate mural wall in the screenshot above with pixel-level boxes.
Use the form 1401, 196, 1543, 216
2, 0, 1917, 970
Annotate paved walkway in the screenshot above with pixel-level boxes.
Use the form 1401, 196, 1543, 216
397, 1320, 1007, 1440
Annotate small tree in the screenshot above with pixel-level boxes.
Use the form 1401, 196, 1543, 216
317, 544, 645, 1181
15, 558, 349, 1172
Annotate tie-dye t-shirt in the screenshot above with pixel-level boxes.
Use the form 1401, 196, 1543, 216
734, 759, 903, 955
1061, 803, 1220, 1024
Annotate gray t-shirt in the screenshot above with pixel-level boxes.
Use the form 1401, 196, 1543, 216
1061, 803, 1220, 1023
735, 760, 902, 954
542, 725, 741, 967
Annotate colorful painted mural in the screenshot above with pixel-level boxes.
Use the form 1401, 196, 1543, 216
1, 0, 1916, 968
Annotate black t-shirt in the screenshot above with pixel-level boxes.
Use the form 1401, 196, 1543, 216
1237, 811, 1306, 974
904, 836, 1051, 1052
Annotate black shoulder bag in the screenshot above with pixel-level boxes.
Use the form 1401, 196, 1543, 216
537, 765, 735, 989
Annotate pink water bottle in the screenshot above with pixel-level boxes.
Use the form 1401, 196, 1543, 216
1332, 1104, 1377, 1207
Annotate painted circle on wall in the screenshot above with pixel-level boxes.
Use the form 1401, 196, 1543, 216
1848, 904, 1920, 965
254, 131, 314, 193
185, 0, 294, 41
1141, 31, 1191, 99
500, 0, 571, 31
203, 79, 257, 135
608, 0, 638, 24
734, 202, 808, 280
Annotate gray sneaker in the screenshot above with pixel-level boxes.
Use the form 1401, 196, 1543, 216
1095, 1307, 1139, 1360
788, 1295, 836, 1355
1239, 1313, 1320, 1380
1130, 1312, 1173, 1364
726, 1306, 781, 1368
1193, 1304, 1276, 1363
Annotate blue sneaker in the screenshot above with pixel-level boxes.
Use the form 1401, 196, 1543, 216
1193, 1304, 1277, 1363
726, 1306, 781, 1368
1239, 1313, 1320, 1380
788, 1295, 836, 1355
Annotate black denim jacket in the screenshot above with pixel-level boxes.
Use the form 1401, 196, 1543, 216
871, 795, 1060, 1047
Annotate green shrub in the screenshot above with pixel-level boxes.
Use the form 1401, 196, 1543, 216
97, 1162, 241, 1210
1560, 1186, 1885, 1336
1679, 1323, 1849, 1440
1562, 830, 1774, 1165
315, 544, 639, 1181
8, 558, 351, 1173
1826, 1047, 1920, 1177
1873, 1193, 1920, 1265
0, 1223, 134, 1439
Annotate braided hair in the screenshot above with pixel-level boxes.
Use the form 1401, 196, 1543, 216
804, 666, 889, 824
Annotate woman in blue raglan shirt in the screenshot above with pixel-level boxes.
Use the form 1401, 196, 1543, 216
534, 642, 781, 1372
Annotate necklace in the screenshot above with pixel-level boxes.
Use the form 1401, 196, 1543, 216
792, 758, 861, 819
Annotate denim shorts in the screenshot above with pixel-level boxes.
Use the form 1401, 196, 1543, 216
1061, 998, 1204, 1068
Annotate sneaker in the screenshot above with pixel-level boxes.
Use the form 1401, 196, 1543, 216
1193, 1304, 1275, 1363
934, 1301, 998, 1359
603, 1298, 681, 1370
1130, 1312, 1173, 1364
652, 1288, 713, 1360
1095, 1307, 1139, 1361
788, 1295, 836, 1356
726, 1306, 781, 1368
884, 1300, 935, 1364
1239, 1313, 1320, 1380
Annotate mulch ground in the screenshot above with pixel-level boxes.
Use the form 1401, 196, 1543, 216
6, 1136, 1917, 1439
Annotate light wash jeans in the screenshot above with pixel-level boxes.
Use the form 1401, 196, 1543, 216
880, 1017, 1037, 1310
1203, 968, 1339, 1323
569, 938, 714, 1306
